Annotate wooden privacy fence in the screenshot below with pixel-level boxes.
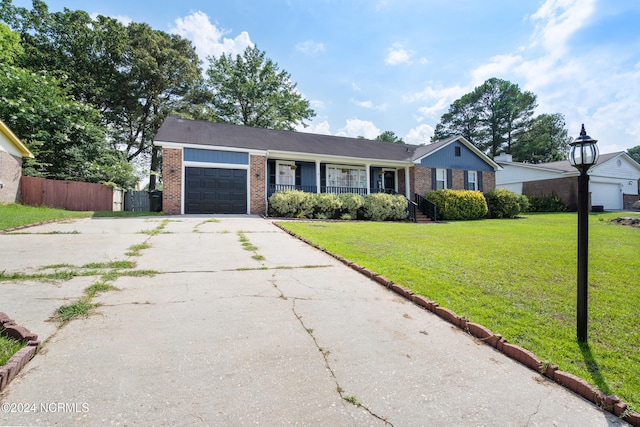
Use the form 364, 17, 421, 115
20, 176, 114, 211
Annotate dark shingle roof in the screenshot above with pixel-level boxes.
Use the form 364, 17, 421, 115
155, 116, 420, 162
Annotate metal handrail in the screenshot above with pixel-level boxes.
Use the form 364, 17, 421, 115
415, 193, 437, 222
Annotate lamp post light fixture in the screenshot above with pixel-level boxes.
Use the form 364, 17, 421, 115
568, 124, 599, 343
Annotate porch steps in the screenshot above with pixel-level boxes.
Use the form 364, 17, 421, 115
415, 213, 433, 223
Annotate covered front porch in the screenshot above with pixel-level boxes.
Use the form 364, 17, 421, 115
265, 159, 411, 198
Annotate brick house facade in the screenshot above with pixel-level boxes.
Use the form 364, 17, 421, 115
154, 117, 499, 216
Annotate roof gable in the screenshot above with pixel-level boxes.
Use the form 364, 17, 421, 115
0, 119, 33, 158
412, 135, 500, 171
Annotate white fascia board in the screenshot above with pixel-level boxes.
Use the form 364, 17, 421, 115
497, 161, 570, 174
183, 160, 249, 170
266, 150, 412, 168
153, 140, 267, 156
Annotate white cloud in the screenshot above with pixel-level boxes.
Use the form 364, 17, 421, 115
386, 44, 412, 65
405, 84, 468, 120
529, 0, 596, 58
170, 11, 253, 60
336, 119, 380, 139
296, 40, 325, 55
298, 120, 332, 135
352, 99, 388, 111
405, 124, 435, 145
352, 82, 362, 92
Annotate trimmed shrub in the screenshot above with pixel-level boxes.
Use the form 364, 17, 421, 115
425, 189, 488, 220
268, 190, 314, 218
338, 193, 365, 218
312, 193, 342, 219
362, 193, 408, 221
527, 192, 567, 212
484, 188, 528, 219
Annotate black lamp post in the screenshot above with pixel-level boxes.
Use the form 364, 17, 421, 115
568, 124, 599, 342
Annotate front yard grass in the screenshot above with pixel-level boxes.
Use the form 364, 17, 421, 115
0, 334, 25, 366
279, 212, 640, 411
0, 203, 160, 231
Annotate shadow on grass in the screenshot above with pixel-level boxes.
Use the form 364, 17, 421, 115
579, 341, 612, 395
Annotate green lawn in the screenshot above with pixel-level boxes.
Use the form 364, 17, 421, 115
279, 212, 640, 411
0, 204, 160, 231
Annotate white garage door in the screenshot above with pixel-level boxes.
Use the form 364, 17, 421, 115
590, 182, 622, 210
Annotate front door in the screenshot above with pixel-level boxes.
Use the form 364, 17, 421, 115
383, 171, 395, 192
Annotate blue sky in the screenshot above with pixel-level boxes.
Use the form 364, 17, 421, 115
10, 0, 640, 154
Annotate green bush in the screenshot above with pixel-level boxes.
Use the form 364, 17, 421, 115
362, 193, 408, 221
338, 193, 365, 218
425, 189, 488, 220
312, 193, 342, 219
484, 188, 528, 219
527, 192, 567, 212
268, 190, 314, 218
269, 191, 407, 221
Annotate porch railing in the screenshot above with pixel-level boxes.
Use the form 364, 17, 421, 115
267, 184, 317, 197
415, 193, 437, 222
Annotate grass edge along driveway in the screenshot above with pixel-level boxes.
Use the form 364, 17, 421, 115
279, 212, 640, 412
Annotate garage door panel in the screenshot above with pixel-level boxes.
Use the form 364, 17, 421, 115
185, 167, 247, 214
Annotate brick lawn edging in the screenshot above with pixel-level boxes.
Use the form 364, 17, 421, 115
273, 222, 640, 427
0, 312, 40, 393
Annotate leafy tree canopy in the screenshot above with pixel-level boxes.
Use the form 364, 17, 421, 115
511, 113, 571, 163
432, 77, 538, 159
205, 46, 316, 131
0, 62, 137, 188
627, 146, 640, 164
376, 131, 405, 144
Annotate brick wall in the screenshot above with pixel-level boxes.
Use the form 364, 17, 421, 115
482, 171, 496, 192
249, 154, 267, 215
452, 170, 465, 190
162, 148, 182, 215
413, 166, 432, 197
0, 151, 23, 204
523, 176, 579, 211
623, 194, 640, 210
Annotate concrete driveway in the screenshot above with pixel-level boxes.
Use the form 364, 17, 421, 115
0, 216, 627, 426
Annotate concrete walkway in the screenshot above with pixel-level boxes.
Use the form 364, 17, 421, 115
0, 216, 627, 426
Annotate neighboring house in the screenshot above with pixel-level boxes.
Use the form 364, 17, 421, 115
153, 116, 500, 216
495, 152, 640, 210
0, 119, 34, 204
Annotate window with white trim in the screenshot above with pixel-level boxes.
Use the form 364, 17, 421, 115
326, 165, 366, 189
435, 168, 447, 189
276, 161, 296, 186
467, 171, 477, 191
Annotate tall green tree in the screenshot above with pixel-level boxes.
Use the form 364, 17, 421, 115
432, 78, 537, 158
113, 22, 200, 189
511, 113, 570, 163
628, 146, 640, 164
0, 61, 136, 187
205, 46, 315, 131
0, 22, 22, 64
376, 131, 405, 144
3, 2, 201, 189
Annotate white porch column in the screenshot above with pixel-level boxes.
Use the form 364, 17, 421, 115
315, 160, 321, 193
404, 166, 411, 199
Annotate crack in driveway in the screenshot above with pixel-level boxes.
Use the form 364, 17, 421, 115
267, 273, 393, 426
